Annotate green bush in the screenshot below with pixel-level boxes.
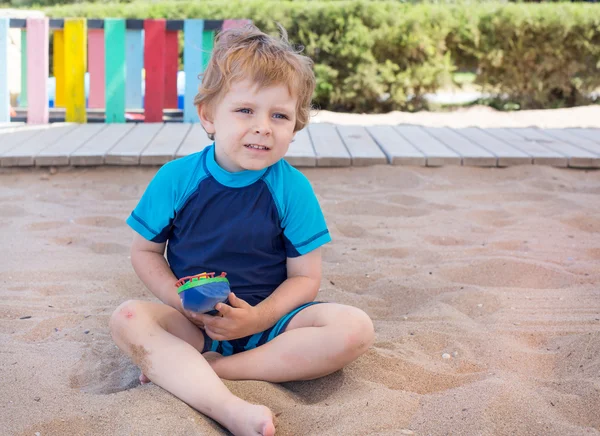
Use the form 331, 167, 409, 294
451, 4, 600, 109
33, 0, 600, 111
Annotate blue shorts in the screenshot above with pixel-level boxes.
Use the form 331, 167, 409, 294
201, 301, 322, 356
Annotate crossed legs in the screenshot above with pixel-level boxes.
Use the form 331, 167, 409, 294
109, 301, 374, 435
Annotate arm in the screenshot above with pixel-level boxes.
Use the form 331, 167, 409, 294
199, 248, 322, 340
252, 248, 322, 331
130, 232, 182, 312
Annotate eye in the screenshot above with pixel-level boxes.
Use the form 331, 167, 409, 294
273, 113, 289, 120
237, 108, 252, 114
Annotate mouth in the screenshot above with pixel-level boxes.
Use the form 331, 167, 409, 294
244, 144, 271, 151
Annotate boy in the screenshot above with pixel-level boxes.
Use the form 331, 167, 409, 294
110, 24, 374, 436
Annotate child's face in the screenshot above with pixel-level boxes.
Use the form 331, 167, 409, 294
200, 79, 298, 172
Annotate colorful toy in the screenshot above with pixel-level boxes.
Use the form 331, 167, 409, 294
176, 272, 230, 314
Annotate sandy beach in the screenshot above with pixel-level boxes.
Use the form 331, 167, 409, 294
1, 107, 600, 435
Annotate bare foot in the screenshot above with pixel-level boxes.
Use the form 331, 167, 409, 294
139, 372, 151, 384
224, 399, 275, 436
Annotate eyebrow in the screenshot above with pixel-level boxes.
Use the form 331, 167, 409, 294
231, 101, 295, 113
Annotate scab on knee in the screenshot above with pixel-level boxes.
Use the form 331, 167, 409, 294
122, 308, 135, 319
109, 301, 139, 338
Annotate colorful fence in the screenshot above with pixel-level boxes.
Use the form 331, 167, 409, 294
0, 18, 249, 124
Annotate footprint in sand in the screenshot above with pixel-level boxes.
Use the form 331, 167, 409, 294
0, 204, 26, 217
353, 349, 485, 395
281, 372, 344, 404
70, 342, 141, 394
75, 216, 124, 228
489, 240, 530, 252
465, 192, 553, 203
439, 290, 503, 319
17, 314, 82, 342
27, 221, 66, 231
439, 259, 576, 289
327, 274, 382, 293
424, 235, 471, 247
328, 200, 429, 218
50, 236, 128, 255
386, 194, 424, 206
334, 223, 368, 238
468, 210, 515, 228
90, 242, 129, 255
562, 214, 600, 233
367, 247, 410, 258
588, 248, 600, 260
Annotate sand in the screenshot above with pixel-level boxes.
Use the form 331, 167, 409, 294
312, 104, 600, 128
1, 108, 600, 435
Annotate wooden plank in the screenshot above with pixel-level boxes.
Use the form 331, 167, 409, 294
105, 122, 163, 165
308, 123, 351, 167
35, 124, 106, 166
453, 127, 531, 166
1, 124, 76, 166
0, 125, 50, 159
0, 122, 24, 129
0, 18, 9, 123
284, 128, 315, 167
144, 19, 166, 122
567, 128, 600, 145
183, 19, 203, 123
366, 125, 425, 166
511, 127, 597, 168
484, 128, 568, 167
141, 123, 191, 165
175, 123, 212, 158
125, 29, 143, 109
164, 30, 179, 109
336, 125, 387, 166
20, 29, 27, 107
534, 129, 600, 168
426, 127, 497, 167
87, 29, 105, 109
71, 123, 134, 165
26, 17, 49, 124
53, 30, 64, 107
394, 125, 460, 166
105, 19, 126, 123
64, 18, 87, 123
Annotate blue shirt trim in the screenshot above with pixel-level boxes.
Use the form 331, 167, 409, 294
205, 145, 268, 188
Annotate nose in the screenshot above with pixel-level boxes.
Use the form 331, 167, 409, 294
253, 117, 271, 136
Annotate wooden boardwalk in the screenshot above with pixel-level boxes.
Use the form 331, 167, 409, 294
0, 122, 599, 168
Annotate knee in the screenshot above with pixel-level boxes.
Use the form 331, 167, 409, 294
109, 300, 145, 340
340, 308, 375, 357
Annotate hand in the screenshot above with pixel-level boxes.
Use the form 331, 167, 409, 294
192, 292, 260, 341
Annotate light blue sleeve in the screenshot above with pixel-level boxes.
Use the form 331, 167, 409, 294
268, 163, 331, 257
126, 155, 204, 242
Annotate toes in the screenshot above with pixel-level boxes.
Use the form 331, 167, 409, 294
139, 373, 151, 384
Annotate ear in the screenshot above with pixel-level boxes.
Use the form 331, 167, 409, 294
197, 105, 216, 137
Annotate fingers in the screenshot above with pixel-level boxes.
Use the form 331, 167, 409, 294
228, 292, 249, 308
183, 310, 205, 328
204, 326, 228, 341
215, 302, 232, 316
201, 314, 227, 329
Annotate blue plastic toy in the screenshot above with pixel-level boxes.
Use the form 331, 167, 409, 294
176, 272, 230, 314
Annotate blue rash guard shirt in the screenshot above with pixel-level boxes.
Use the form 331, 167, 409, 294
126, 144, 331, 307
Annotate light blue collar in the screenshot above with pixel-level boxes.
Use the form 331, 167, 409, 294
205, 144, 267, 188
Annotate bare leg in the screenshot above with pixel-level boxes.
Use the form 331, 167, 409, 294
209, 304, 374, 382
109, 300, 275, 436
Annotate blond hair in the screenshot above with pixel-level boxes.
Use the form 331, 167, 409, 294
194, 24, 315, 138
